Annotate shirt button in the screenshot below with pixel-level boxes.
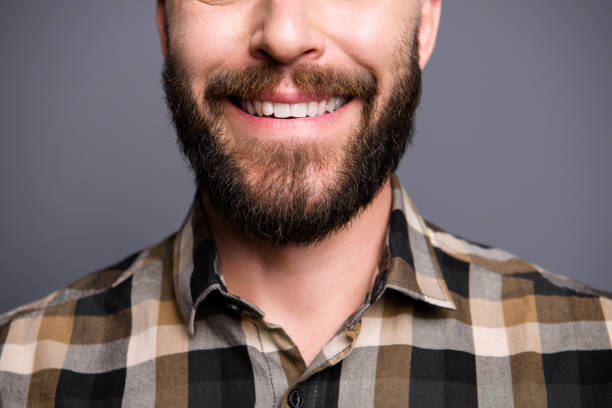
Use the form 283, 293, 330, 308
287, 389, 304, 408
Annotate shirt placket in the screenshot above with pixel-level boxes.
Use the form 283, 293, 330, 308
246, 310, 361, 408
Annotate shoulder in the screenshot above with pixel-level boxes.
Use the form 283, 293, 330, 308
0, 235, 177, 405
0, 251, 138, 329
425, 221, 612, 300
419, 221, 612, 401
426, 223, 612, 338
0, 233, 176, 345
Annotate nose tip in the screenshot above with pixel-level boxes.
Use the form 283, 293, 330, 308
250, 1, 324, 65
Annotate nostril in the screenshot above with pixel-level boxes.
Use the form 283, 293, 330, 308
254, 48, 274, 63
253, 47, 316, 66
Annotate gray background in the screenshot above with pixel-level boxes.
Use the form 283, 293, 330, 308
1, 1, 610, 314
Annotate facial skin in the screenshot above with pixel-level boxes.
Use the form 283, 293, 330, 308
157, 0, 441, 245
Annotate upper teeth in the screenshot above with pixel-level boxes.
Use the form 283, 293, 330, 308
239, 96, 349, 118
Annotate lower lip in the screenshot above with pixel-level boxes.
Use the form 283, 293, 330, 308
225, 98, 355, 131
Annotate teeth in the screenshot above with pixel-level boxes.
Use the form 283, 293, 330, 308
307, 101, 318, 117
325, 97, 336, 113
239, 96, 349, 118
253, 100, 263, 116
291, 103, 308, 118
274, 103, 291, 118
335, 97, 344, 110
262, 101, 274, 116
245, 100, 256, 116
317, 100, 327, 116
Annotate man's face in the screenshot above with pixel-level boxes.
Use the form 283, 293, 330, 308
159, 0, 438, 245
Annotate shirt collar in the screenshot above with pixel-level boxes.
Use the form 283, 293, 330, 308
384, 175, 456, 309
173, 175, 455, 334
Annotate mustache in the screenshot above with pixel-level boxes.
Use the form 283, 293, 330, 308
203, 63, 378, 105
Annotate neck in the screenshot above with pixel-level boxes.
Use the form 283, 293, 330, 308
204, 180, 392, 365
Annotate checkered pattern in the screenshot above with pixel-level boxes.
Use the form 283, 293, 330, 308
1, 176, 611, 407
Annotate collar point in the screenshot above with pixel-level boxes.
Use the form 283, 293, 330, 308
427, 296, 457, 311
187, 309, 197, 336
386, 284, 456, 310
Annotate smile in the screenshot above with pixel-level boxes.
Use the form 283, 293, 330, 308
231, 96, 352, 119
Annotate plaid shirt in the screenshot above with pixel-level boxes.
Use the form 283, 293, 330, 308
1, 176, 611, 407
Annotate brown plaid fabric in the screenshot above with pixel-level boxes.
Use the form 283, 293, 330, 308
1, 175, 611, 407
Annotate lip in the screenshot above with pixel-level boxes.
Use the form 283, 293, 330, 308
224, 97, 357, 133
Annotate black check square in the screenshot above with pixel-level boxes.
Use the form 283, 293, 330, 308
74, 277, 133, 316
409, 347, 477, 407
389, 209, 414, 266
188, 346, 255, 407
55, 368, 126, 407
435, 248, 470, 299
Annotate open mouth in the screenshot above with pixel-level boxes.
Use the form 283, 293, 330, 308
228, 96, 352, 119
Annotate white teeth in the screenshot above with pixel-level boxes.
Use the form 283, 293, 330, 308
335, 97, 344, 110
239, 96, 349, 118
325, 97, 336, 113
317, 100, 327, 116
262, 101, 274, 116
253, 100, 263, 116
307, 101, 318, 117
246, 100, 256, 116
273, 103, 291, 118
291, 103, 308, 118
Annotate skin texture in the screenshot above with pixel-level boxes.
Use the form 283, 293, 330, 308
156, 0, 442, 365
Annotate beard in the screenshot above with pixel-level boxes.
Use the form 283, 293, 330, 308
162, 35, 421, 246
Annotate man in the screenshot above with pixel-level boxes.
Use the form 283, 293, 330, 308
1, 0, 610, 406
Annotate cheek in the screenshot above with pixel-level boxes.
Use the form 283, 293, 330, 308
324, 3, 417, 92
169, 9, 251, 93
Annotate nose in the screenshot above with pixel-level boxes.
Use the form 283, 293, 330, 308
250, 0, 325, 65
